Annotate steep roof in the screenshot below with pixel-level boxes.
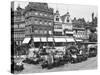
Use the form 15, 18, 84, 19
61, 14, 67, 23
61, 12, 70, 23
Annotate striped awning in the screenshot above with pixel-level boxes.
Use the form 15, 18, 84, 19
41, 37, 47, 42
65, 31, 73, 34
22, 38, 31, 43
66, 38, 75, 42
54, 38, 66, 42
48, 37, 53, 42
33, 37, 40, 42
76, 39, 83, 42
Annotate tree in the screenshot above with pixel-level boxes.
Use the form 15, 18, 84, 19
89, 32, 97, 42
90, 27, 96, 33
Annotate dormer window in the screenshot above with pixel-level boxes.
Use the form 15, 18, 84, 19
56, 16, 59, 21
56, 18, 59, 21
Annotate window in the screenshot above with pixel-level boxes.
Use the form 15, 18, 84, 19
44, 30, 47, 34
49, 15, 52, 17
32, 11, 35, 15
19, 24, 25, 28
67, 17, 70, 22
49, 31, 52, 34
39, 30, 44, 34
34, 30, 39, 33
40, 13, 43, 16
40, 20, 42, 24
28, 12, 32, 16
56, 18, 59, 21
48, 22, 52, 25
34, 19, 38, 24
29, 28, 32, 33
44, 14, 47, 16
44, 21, 47, 25
25, 13, 28, 17
14, 24, 18, 28
35, 12, 38, 15
35, 19, 37, 21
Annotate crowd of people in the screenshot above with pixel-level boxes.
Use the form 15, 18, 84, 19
11, 42, 97, 73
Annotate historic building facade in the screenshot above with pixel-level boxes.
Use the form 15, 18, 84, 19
53, 10, 62, 36
12, 6, 25, 45
72, 17, 87, 41
61, 12, 73, 37
24, 2, 54, 40
73, 27, 87, 40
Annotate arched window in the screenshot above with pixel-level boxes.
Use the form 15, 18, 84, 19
56, 16, 59, 21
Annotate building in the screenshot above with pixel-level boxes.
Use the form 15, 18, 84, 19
11, 5, 25, 45
23, 2, 54, 45
73, 27, 87, 41
53, 10, 62, 36
72, 17, 88, 41
61, 12, 73, 37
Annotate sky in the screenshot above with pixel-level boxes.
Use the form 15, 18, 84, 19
13, 1, 98, 22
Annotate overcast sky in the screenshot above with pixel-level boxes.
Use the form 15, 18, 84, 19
13, 1, 98, 22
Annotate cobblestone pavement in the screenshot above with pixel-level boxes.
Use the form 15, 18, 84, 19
15, 57, 97, 74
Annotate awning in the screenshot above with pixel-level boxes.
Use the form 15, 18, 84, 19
22, 38, 31, 43
66, 38, 75, 42
48, 37, 53, 42
54, 38, 66, 42
76, 39, 83, 42
41, 37, 47, 42
34, 37, 40, 42
65, 31, 73, 34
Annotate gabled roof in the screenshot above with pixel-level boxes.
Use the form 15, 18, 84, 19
61, 14, 67, 23
61, 12, 70, 23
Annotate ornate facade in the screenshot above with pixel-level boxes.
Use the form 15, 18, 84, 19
12, 6, 25, 45
61, 12, 73, 37
24, 2, 54, 38
53, 10, 62, 36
